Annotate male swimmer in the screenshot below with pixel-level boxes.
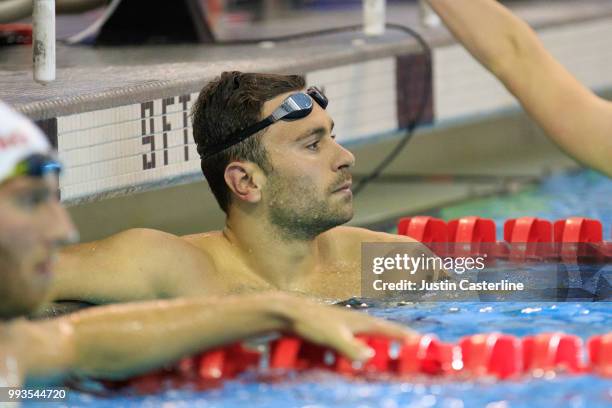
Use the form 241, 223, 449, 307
426, 0, 612, 177
0, 101, 413, 388
52, 72, 442, 304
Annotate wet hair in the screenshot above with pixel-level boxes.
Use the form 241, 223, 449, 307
192, 71, 306, 213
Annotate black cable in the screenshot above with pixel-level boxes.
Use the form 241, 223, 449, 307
212, 23, 432, 196
351, 24, 432, 196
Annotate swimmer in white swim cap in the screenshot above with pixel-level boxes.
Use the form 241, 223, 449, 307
0, 102, 411, 389
0, 101, 76, 318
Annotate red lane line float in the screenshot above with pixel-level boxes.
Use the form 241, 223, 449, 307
270, 336, 302, 369
504, 217, 555, 261
522, 333, 585, 374
397, 215, 612, 262
394, 334, 451, 375
447, 216, 496, 243
459, 333, 523, 379
398, 216, 448, 243
397, 216, 450, 257
103, 331, 612, 394
200, 343, 260, 379
588, 333, 612, 377
554, 217, 604, 262
447, 216, 496, 258
505, 217, 553, 243
554, 217, 603, 243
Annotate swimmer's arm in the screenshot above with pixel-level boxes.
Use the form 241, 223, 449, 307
51, 228, 216, 304
25, 293, 411, 380
427, 0, 612, 177
51, 295, 290, 379
0, 335, 25, 387
6, 319, 74, 382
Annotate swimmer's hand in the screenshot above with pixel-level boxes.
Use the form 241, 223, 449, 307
9, 293, 414, 381
268, 293, 415, 362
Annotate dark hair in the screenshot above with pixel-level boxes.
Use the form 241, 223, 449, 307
192, 71, 306, 213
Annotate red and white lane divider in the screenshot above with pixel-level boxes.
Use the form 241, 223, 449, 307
104, 332, 612, 394
397, 216, 612, 262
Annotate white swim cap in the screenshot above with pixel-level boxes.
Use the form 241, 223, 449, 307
0, 101, 54, 183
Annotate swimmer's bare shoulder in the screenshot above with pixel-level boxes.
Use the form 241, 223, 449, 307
315, 226, 419, 275
181, 231, 276, 293
323, 225, 419, 246
52, 228, 227, 304
322, 226, 447, 280
181, 230, 223, 249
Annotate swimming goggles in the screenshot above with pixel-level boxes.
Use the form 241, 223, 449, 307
10, 154, 62, 179
202, 86, 328, 159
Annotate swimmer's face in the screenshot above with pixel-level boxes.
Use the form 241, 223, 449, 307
260, 90, 356, 239
0, 175, 76, 318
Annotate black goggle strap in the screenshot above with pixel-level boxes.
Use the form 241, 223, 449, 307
202, 96, 305, 159
232, 92, 314, 142
202, 116, 275, 159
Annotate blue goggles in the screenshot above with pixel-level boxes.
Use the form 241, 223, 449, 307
202, 86, 328, 159
11, 154, 62, 179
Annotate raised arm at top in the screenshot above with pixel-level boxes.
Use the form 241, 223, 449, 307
427, 0, 612, 176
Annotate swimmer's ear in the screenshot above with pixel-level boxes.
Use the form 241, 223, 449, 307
224, 161, 263, 204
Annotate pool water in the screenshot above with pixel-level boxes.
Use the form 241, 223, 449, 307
29, 170, 612, 408
437, 170, 612, 239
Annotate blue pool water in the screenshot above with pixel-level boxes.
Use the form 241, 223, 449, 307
438, 170, 612, 239
29, 170, 612, 408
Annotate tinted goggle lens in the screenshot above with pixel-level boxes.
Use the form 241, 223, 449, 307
13, 154, 62, 178
282, 88, 328, 120
283, 93, 313, 120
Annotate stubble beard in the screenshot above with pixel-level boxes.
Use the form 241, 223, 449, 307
265, 172, 353, 242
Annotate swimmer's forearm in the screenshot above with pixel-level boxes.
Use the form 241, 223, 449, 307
428, 0, 612, 176
62, 296, 288, 379
426, 0, 537, 76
